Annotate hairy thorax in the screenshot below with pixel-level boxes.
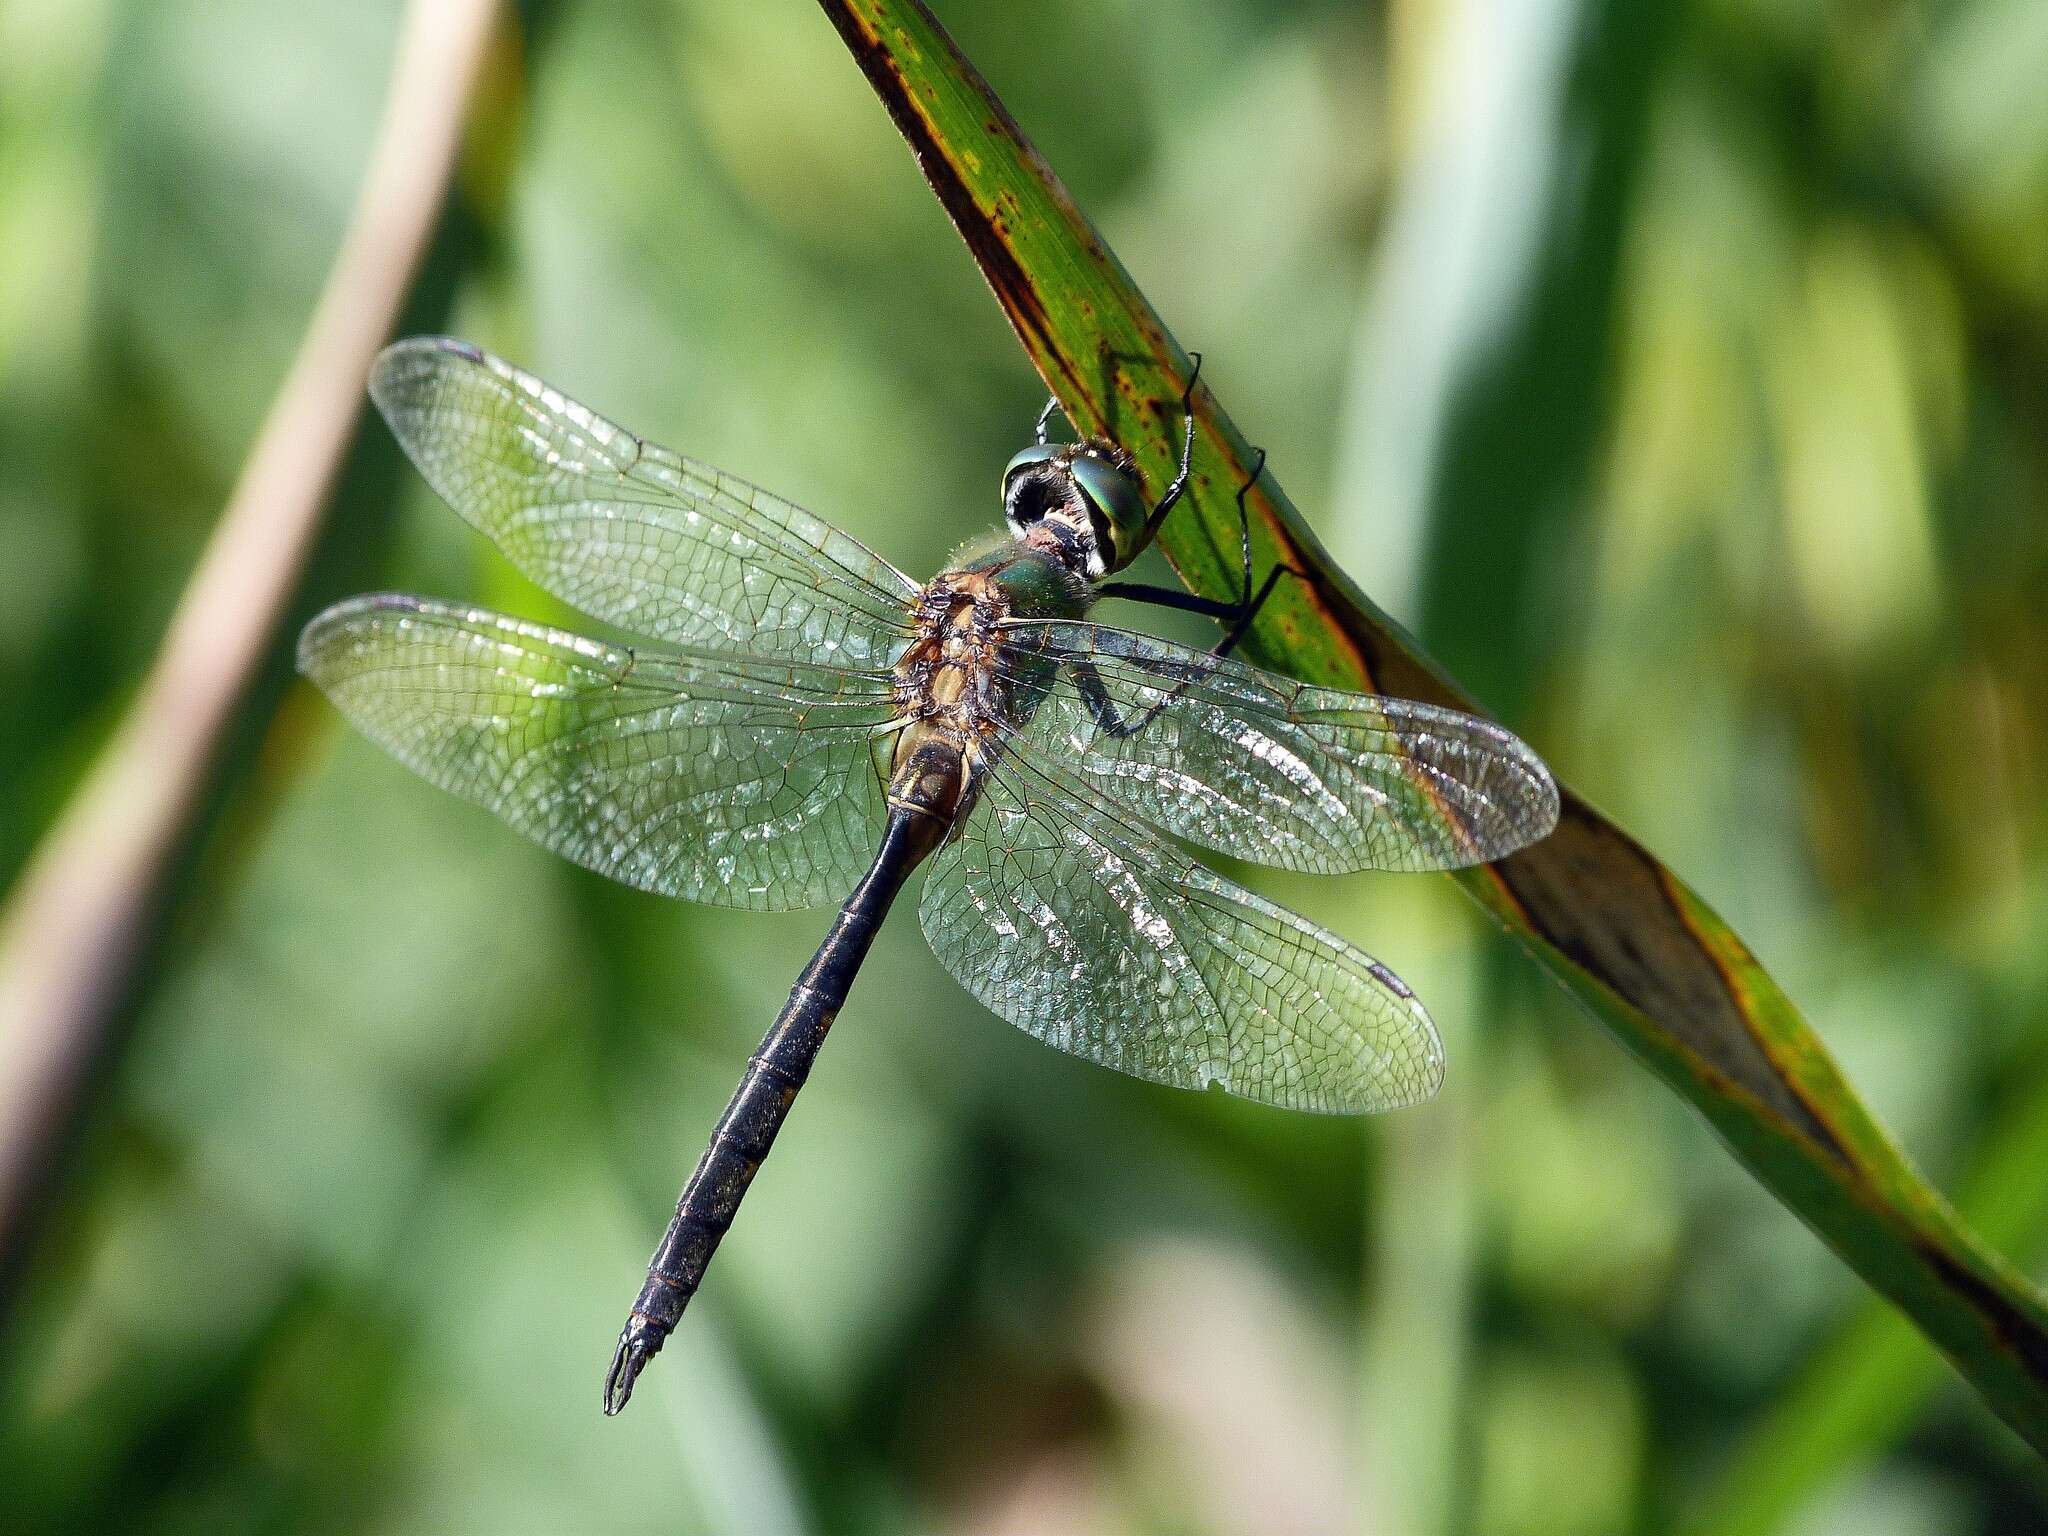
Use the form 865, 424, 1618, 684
892, 569, 1006, 753
886, 545, 1090, 822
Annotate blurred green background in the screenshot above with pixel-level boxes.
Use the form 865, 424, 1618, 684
4, 0, 2048, 1530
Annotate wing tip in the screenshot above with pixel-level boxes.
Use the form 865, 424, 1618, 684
296, 592, 427, 682
1507, 739, 1563, 852
1368, 973, 1447, 1112
1427, 716, 1562, 869
1407, 1028, 1449, 1107
369, 334, 488, 418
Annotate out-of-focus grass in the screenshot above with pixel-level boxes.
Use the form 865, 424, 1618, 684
2, 0, 2047, 1531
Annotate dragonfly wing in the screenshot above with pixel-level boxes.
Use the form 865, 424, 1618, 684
299, 595, 900, 911
993, 620, 1558, 874
919, 750, 1443, 1113
370, 338, 920, 667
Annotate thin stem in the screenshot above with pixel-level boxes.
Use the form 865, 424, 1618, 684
0, 0, 501, 1275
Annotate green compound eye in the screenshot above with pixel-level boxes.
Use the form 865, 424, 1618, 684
1067, 451, 1149, 570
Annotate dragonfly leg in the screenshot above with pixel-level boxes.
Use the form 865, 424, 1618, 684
1066, 641, 1228, 740
1210, 559, 1295, 661
1068, 655, 1160, 739
1204, 449, 1315, 661
1130, 352, 1203, 540
1090, 582, 1246, 623
1034, 393, 1061, 446
1222, 447, 1266, 612
1096, 447, 1302, 660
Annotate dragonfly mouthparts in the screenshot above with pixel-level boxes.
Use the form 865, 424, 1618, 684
603, 1318, 663, 1416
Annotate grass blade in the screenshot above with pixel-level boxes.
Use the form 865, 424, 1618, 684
817, 0, 2048, 1454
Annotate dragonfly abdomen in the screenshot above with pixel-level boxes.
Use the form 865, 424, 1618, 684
602, 785, 953, 1415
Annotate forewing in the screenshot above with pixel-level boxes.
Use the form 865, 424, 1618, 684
298, 595, 899, 911
919, 751, 1443, 1113
370, 338, 919, 667
994, 620, 1558, 874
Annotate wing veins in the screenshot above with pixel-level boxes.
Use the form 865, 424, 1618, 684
494, 489, 918, 629
989, 622, 1555, 870
979, 746, 1417, 1103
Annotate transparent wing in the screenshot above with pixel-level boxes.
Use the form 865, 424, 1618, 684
370, 337, 920, 667
920, 748, 1444, 1114
298, 595, 901, 911
992, 620, 1558, 875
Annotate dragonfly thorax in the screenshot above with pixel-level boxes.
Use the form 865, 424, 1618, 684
887, 571, 1011, 816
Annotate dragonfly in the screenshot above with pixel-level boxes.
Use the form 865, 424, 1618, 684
297, 338, 1559, 1415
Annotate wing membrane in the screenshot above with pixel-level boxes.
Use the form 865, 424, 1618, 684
993, 620, 1557, 874
920, 749, 1443, 1113
298, 595, 900, 910
370, 338, 919, 667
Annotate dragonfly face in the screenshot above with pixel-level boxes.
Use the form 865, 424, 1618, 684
297, 337, 1561, 1415
1001, 439, 1148, 576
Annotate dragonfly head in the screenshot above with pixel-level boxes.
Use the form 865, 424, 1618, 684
1002, 441, 1148, 579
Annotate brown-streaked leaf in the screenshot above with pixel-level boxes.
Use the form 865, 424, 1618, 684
816, 0, 2048, 1454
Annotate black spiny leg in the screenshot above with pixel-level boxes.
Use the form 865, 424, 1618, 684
1034, 394, 1060, 446
1068, 654, 1154, 740
1136, 351, 1202, 541
1098, 446, 1300, 662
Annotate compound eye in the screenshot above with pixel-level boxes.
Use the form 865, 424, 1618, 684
1068, 453, 1147, 566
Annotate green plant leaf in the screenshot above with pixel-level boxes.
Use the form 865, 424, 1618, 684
816, 0, 2048, 1454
